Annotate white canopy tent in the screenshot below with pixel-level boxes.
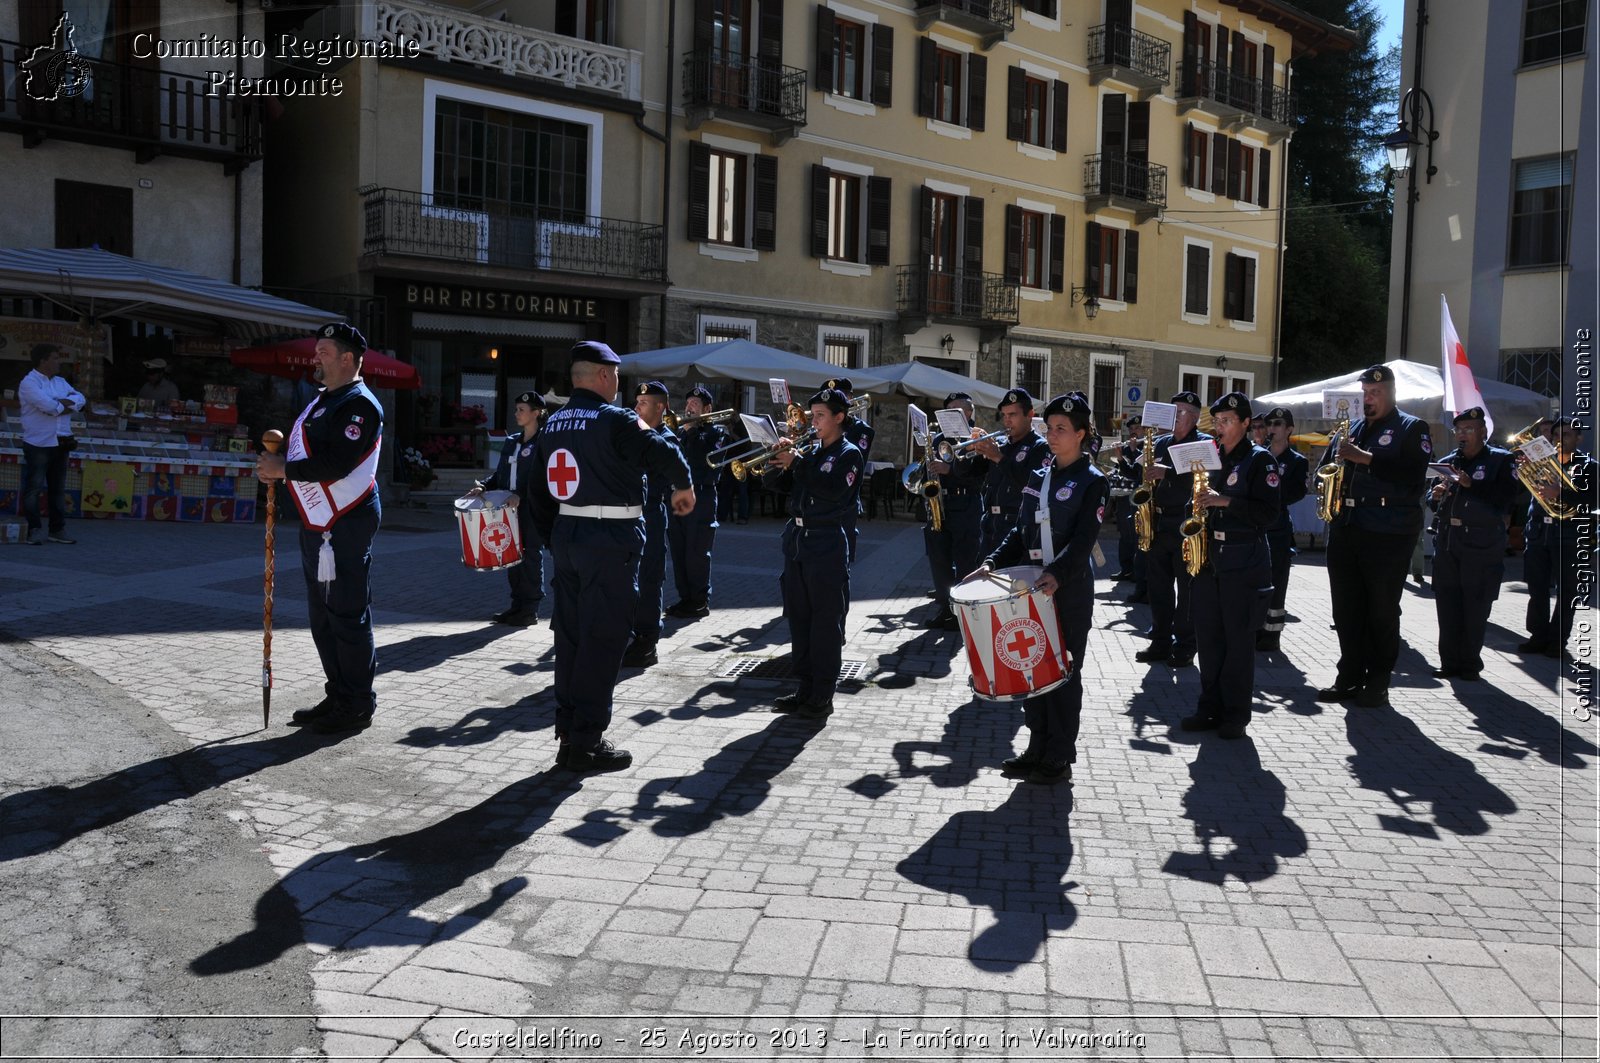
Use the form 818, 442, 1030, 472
1257, 360, 1553, 435
617, 339, 896, 395
868, 359, 1010, 411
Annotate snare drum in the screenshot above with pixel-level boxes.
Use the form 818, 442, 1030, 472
949, 565, 1072, 701
454, 490, 524, 572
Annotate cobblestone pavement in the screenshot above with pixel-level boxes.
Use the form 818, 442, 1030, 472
0, 504, 1595, 1061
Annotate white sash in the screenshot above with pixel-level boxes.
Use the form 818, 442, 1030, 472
286, 395, 381, 532
1034, 465, 1065, 567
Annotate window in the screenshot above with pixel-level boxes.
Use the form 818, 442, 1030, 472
1085, 222, 1139, 303
706, 148, 746, 245
555, 0, 613, 44
433, 99, 589, 220
1006, 67, 1068, 150
1233, 142, 1256, 202
1014, 349, 1049, 398
815, 8, 894, 106
1522, 0, 1588, 64
1023, 76, 1048, 145
935, 47, 963, 123
1181, 372, 1202, 396
688, 141, 777, 251
1501, 347, 1563, 397
920, 185, 985, 314
699, 314, 756, 343
811, 164, 891, 264
1224, 252, 1257, 323
918, 40, 987, 130
55, 180, 133, 256
1004, 205, 1064, 291
1180, 365, 1255, 407
1184, 243, 1210, 316
821, 329, 868, 369
1020, 0, 1058, 15
833, 17, 866, 98
1184, 124, 1210, 189
1509, 155, 1574, 267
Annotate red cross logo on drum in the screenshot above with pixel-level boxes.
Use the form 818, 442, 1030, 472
1006, 628, 1037, 661
480, 520, 511, 559
993, 616, 1049, 671
546, 448, 580, 500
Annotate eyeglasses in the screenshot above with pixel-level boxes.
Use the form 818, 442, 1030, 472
1264, 419, 1288, 427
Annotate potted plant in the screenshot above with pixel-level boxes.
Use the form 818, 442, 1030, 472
400, 447, 435, 492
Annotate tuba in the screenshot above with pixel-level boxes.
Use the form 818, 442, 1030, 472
1508, 422, 1585, 519
1130, 426, 1158, 552
1314, 400, 1352, 523
1179, 460, 1210, 577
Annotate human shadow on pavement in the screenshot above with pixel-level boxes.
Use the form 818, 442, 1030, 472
1460, 685, 1599, 769
400, 690, 558, 748
378, 623, 526, 674
1120, 669, 1189, 755
190, 769, 582, 975
1345, 705, 1517, 837
687, 613, 789, 654
896, 786, 1077, 971
871, 626, 961, 691
1160, 737, 1308, 885
849, 697, 1021, 798
0, 728, 346, 864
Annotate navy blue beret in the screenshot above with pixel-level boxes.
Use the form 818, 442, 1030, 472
1210, 391, 1252, 417
1171, 391, 1202, 409
571, 340, 621, 366
1452, 406, 1486, 424
999, 387, 1034, 412
513, 391, 547, 409
635, 380, 669, 399
824, 377, 854, 395
686, 384, 714, 403
809, 387, 850, 414
1359, 364, 1394, 384
318, 322, 367, 352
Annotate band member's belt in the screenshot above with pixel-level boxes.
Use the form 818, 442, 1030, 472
793, 517, 842, 529
559, 503, 643, 520
943, 487, 975, 497
989, 506, 1018, 516
1342, 497, 1397, 507
1211, 530, 1262, 542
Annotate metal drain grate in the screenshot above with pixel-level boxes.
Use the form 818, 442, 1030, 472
718, 656, 869, 683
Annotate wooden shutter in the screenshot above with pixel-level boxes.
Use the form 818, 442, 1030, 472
1262, 42, 1276, 116
1003, 204, 1023, 281
1181, 10, 1200, 95
967, 53, 987, 131
556, 0, 577, 37
1258, 147, 1271, 209
758, 0, 785, 67
1183, 121, 1195, 187
1127, 100, 1150, 161
963, 196, 985, 275
866, 176, 891, 265
1123, 230, 1139, 304
814, 5, 835, 92
810, 164, 831, 258
871, 23, 894, 107
1051, 80, 1069, 152
917, 37, 937, 118
1226, 138, 1242, 200
753, 154, 778, 251
1006, 66, 1026, 142
1210, 131, 1228, 195
1101, 92, 1126, 155
686, 141, 710, 241
1215, 24, 1230, 88
1223, 252, 1240, 319
919, 185, 934, 260
1240, 256, 1256, 322
1085, 221, 1103, 290
1048, 213, 1065, 292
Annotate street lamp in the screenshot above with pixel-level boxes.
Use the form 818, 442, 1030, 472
1384, 86, 1438, 183
1070, 285, 1100, 321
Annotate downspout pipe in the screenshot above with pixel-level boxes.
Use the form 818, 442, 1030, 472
656, 0, 676, 347
232, 0, 244, 285
1270, 58, 1292, 392
1397, 0, 1429, 360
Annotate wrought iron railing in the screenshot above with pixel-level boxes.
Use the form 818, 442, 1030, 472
1179, 57, 1295, 126
917, 0, 1017, 32
360, 187, 665, 282
897, 265, 1020, 324
682, 50, 807, 127
1085, 154, 1168, 210
1087, 24, 1171, 84
0, 40, 261, 168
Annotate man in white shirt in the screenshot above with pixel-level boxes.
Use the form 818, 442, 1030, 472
18, 345, 85, 545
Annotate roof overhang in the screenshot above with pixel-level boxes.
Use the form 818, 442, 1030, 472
1220, 0, 1362, 57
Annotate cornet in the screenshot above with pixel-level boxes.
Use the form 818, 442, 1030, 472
786, 394, 870, 435
664, 407, 737, 432
933, 429, 1006, 462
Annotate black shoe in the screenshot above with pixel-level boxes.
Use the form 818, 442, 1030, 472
621, 641, 658, 668
1315, 685, 1360, 703
1255, 631, 1280, 652
1167, 655, 1195, 669
1459, 671, 1481, 682
1025, 761, 1071, 785
797, 699, 834, 720
46, 532, 76, 544
310, 706, 373, 734
493, 608, 538, 627
289, 697, 338, 727
1217, 723, 1249, 740
1180, 713, 1218, 731
925, 609, 956, 630
1542, 645, 1563, 659
1134, 646, 1169, 663
1000, 750, 1043, 776
1126, 590, 1149, 604
772, 692, 810, 713
1431, 668, 1459, 680
665, 601, 710, 619
564, 739, 633, 772
1111, 570, 1134, 582
1354, 688, 1389, 709
1134, 627, 1154, 640
1517, 639, 1550, 653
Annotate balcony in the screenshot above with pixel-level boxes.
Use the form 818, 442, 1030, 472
1177, 58, 1295, 139
913, 0, 1015, 48
1086, 24, 1171, 101
0, 41, 261, 172
1084, 154, 1167, 221
360, 187, 665, 285
682, 51, 807, 144
896, 265, 1019, 335
371, 0, 642, 101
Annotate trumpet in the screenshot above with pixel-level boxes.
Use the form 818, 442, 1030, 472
733, 437, 820, 482
1178, 460, 1210, 577
664, 407, 737, 432
901, 462, 944, 531
1508, 421, 1585, 519
786, 394, 870, 435
932, 429, 1006, 462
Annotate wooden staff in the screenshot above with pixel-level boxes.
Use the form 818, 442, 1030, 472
260, 429, 284, 729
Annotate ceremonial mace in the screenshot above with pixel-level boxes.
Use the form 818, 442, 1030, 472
260, 428, 284, 729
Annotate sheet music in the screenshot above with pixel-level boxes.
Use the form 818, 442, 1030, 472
740, 414, 780, 446
768, 378, 790, 406
934, 409, 972, 440
908, 404, 929, 446
1322, 390, 1361, 420
1168, 439, 1222, 472
1141, 401, 1177, 431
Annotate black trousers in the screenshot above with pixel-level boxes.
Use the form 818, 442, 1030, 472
1020, 586, 1092, 765
632, 502, 668, 645
780, 525, 850, 702
1541, 522, 1595, 651
505, 510, 545, 611
300, 503, 380, 713
1327, 523, 1417, 693
1433, 541, 1503, 673
1524, 530, 1554, 639
550, 518, 641, 749
668, 490, 717, 605
1192, 543, 1273, 729
1116, 497, 1136, 570
1146, 525, 1195, 657
1264, 529, 1295, 633
924, 496, 983, 611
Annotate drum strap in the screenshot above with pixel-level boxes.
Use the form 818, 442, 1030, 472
1036, 466, 1065, 567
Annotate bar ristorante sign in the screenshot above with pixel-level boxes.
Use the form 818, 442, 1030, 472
404, 284, 601, 320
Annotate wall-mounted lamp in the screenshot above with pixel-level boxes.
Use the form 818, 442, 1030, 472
1383, 86, 1439, 183
489, 347, 500, 360
940, 334, 955, 356
1070, 286, 1101, 321
1215, 355, 1229, 372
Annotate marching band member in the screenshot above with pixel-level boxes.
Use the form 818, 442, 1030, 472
1519, 417, 1597, 661
825, 377, 875, 562
526, 343, 694, 772
1257, 406, 1309, 652
466, 391, 548, 628
975, 388, 1051, 557
975, 392, 1107, 785
1135, 391, 1211, 669
1183, 393, 1279, 740
255, 323, 384, 734
1517, 417, 1557, 649
1316, 364, 1432, 709
625, 381, 683, 668
1113, 414, 1149, 600
768, 387, 864, 721
1427, 408, 1515, 681
923, 392, 987, 630
666, 385, 729, 619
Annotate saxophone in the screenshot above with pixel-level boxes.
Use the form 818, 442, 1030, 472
1315, 403, 1352, 522
1179, 460, 1210, 577
1130, 426, 1158, 552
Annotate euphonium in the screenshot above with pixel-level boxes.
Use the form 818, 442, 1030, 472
1131, 426, 1158, 552
1179, 461, 1210, 577
1314, 408, 1351, 522
1507, 421, 1585, 519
